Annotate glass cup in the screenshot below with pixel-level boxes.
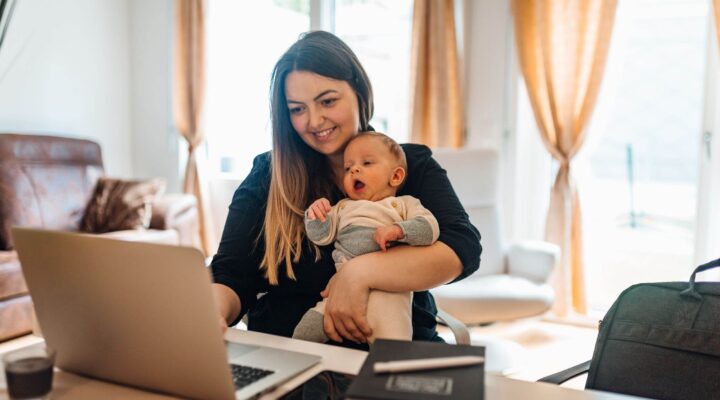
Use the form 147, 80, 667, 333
2, 345, 55, 399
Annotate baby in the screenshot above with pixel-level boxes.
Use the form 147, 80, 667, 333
292, 132, 439, 344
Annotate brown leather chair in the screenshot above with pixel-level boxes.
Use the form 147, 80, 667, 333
0, 133, 200, 342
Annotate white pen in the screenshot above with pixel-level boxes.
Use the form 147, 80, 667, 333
373, 355, 485, 374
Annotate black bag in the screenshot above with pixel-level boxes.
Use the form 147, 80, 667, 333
585, 258, 720, 399
540, 258, 720, 399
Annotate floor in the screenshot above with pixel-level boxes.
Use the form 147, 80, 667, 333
438, 318, 599, 389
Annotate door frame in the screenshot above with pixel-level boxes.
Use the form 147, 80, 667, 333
695, 11, 720, 269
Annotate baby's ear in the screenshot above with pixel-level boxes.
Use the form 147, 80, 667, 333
390, 166, 406, 188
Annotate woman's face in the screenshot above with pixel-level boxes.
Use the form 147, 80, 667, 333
285, 71, 360, 158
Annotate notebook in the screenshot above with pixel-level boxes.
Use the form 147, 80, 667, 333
12, 228, 321, 400
345, 339, 485, 400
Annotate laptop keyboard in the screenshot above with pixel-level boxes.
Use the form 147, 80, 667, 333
230, 364, 275, 390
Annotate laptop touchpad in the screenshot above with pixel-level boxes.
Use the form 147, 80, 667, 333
226, 342, 260, 359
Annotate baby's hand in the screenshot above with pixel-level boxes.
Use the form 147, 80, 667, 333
307, 198, 332, 222
374, 224, 405, 251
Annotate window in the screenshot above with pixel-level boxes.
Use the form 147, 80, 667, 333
580, 0, 709, 314
205, 0, 413, 179
515, 0, 711, 315
334, 0, 413, 144
512, 0, 713, 315
205, 1, 311, 179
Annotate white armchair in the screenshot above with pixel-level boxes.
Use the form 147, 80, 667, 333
430, 148, 560, 325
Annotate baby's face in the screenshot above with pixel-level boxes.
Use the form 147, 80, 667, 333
342, 136, 403, 201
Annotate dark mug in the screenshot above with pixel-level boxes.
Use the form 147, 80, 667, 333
2, 345, 55, 399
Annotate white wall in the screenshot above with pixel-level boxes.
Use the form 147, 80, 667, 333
462, 0, 552, 244
0, 0, 180, 192
128, 0, 180, 193
463, 0, 521, 242
463, 0, 513, 151
0, 0, 133, 177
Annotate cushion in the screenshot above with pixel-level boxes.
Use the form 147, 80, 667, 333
80, 178, 166, 233
431, 275, 554, 324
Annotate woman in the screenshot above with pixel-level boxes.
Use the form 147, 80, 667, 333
211, 31, 480, 346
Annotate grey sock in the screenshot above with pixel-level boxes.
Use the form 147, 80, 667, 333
292, 310, 329, 343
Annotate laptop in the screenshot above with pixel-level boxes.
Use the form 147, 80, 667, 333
12, 227, 321, 400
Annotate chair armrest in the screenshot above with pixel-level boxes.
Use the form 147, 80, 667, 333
150, 193, 200, 247
150, 193, 197, 229
436, 308, 471, 345
507, 240, 560, 284
538, 360, 591, 385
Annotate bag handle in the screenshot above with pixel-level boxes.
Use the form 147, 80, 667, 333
681, 258, 720, 300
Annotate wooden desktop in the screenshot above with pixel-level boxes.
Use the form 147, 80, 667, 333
0, 329, 643, 399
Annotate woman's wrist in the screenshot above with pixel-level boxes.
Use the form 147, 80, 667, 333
344, 253, 382, 290
212, 283, 241, 324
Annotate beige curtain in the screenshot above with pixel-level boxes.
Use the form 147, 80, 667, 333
409, 0, 463, 148
173, 0, 213, 255
511, 0, 617, 316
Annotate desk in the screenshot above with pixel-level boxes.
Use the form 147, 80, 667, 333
0, 330, 643, 400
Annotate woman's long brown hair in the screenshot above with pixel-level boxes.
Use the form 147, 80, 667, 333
262, 31, 374, 284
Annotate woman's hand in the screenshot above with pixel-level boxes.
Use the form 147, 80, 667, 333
321, 260, 373, 343
374, 224, 404, 251
212, 283, 240, 336
307, 198, 332, 222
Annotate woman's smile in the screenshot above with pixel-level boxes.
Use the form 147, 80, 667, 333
312, 126, 336, 141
